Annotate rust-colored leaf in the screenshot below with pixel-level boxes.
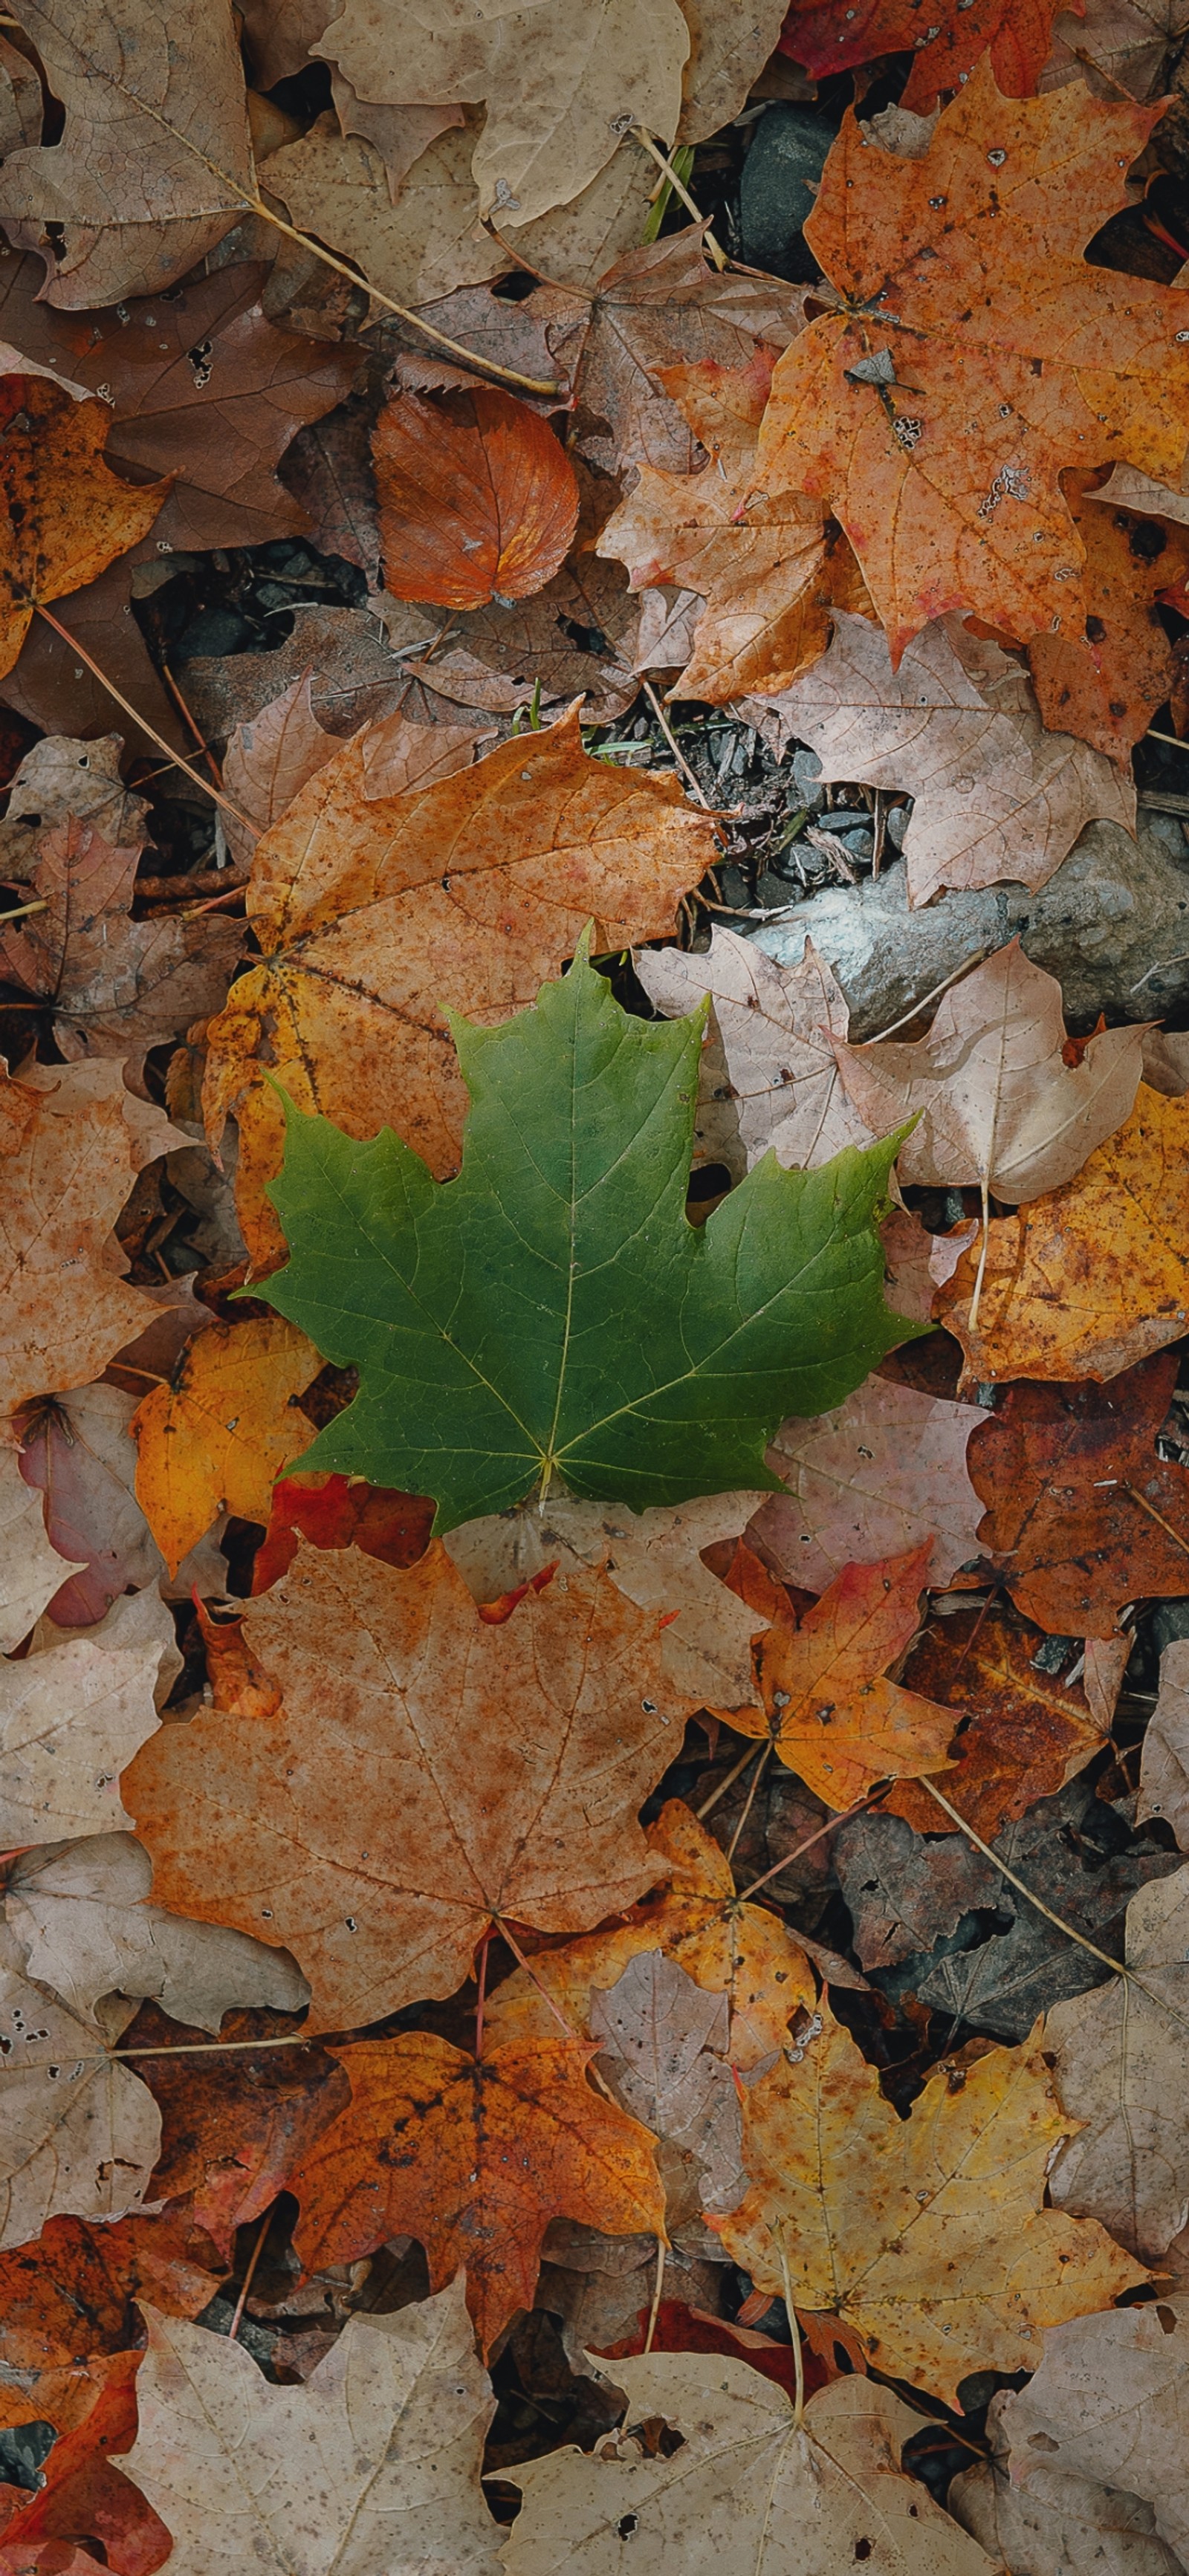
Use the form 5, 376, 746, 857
1027, 471, 1189, 757
887, 1600, 1105, 1840
290, 2032, 665, 2359
373, 389, 579, 611
126, 2003, 352, 2260
251, 1471, 435, 1593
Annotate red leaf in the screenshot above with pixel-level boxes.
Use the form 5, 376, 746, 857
373, 389, 580, 611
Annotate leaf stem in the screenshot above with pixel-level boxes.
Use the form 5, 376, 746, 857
631, 128, 727, 269
30, 605, 253, 830
643, 2239, 667, 2352
913, 1776, 1127, 1974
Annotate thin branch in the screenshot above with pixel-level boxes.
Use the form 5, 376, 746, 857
227, 2209, 271, 2342
31, 606, 253, 829
632, 128, 727, 269
913, 1777, 1127, 1975
641, 678, 716, 811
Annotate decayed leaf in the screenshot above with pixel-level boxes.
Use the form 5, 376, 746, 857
0, 0, 254, 305
0, 1959, 160, 2250
1027, 469, 1189, 756
485, 1799, 816, 2071
1041, 0, 1189, 95
122, 2282, 502, 2576
598, 354, 872, 702
0, 816, 243, 1061
835, 941, 1144, 1204
0, 731, 151, 874
4, 1833, 310, 2035
0, 1055, 185, 1414
763, 611, 1135, 906
374, 389, 578, 612
288, 2033, 664, 2358
0, 1442, 81, 1650
0, 2207, 224, 2437
678, 0, 791, 137
221, 675, 337, 868
878, 1206, 979, 1326
571, 225, 811, 477
635, 926, 869, 1175
937, 1086, 1189, 1385
1138, 1638, 1189, 1846
17, 1380, 203, 1628
950, 2387, 1183, 2576
590, 1951, 745, 2228
715, 2004, 1144, 2405
125, 1537, 700, 2029
1045, 1865, 1189, 2263
833, 1808, 997, 1970
312, 0, 689, 225
908, 1772, 1178, 2043
0, 379, 167, 680
1000, 2303, 1189, 2567
258, 945, 908, 1526
968, 1352, 1189, 1637
503, 2355, 1002, 2575
0, 255, 360, 552
132, 1317, 321, 1577
886, 1599, 1106, 1840
1, 1588, 169, 1849
755, 66, 1189, 658
201, 707, 717, 1261
446, 1493, 768, 1719
728, 1542, 958, 1809
780, 0, 1069, 106
749, 1376, 989, 1594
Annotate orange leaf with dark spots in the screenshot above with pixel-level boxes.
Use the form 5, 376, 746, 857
1026, 472, 1189, 757
0, 377, 168, 681
291, 2033, 665, 2358
373, 388, 579, 611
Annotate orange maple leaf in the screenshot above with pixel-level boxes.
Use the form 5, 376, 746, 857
754, 64, 1189, 659
729, 1541, 957, 1807
290, 2034, 665, 2358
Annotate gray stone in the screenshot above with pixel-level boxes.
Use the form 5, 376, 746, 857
747, 816, 1189, 1034
790, 744, 823, 802
739, 105, 835, 281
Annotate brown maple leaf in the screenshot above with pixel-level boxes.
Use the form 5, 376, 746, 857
886, 1599, 1106, 1840
201, 705, 717, 1267
123, 1539, 699, 2029
597, 351, 872, 702
0, 815, 243, 1064
289, 2032, 665, 2357
755, 65, 1189, 658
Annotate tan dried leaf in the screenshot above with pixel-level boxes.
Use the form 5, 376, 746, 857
0, 1443, 82, 1651
1046, 1864, 1189, 2264
122, 2281, 502, 2576
749, 1375, 990, 1592
0, 1588, 169, 1849
502, 2358, 1000, 2575
1137, 1638, 1189, 1846
4, 1832, 310, 2035
677, 0, 793, 140
950, 2389, 1182, 2576
0, 1956, 159, 2249
765, 611, 1135, 906
835, 939, 1144, 1202
590, 1950, 745, 2230
635, 927, 870, 1174
1000, 2303, 1189, 2568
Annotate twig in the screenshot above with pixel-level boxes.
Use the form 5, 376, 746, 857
643, 2240, 667, 2354
631, 129, 728, 269
1093, 1479, 1189, 1560
31, 606, 253, 830
863, 944, 1003, 1045
735, 1790, 881, 1902
1144, 728, 1189, 750
777, 2236, 805, 2428
913, 1777, 1129, 1975
641, 679, 716, 811
0, 897, 48, 923
227, 2210, 271, 2342
725, 1738, 771, 1863
696, 1739, 766, 1821
160, 661, 227, 791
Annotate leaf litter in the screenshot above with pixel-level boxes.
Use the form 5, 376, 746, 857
2, 5, 1189, 2568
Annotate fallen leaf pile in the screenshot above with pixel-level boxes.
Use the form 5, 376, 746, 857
3, 2, 1189, 2569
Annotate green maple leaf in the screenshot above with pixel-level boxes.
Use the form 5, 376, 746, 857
253, 938, 915, 1531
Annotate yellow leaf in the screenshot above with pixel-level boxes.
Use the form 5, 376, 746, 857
132, 1317, 322, 1577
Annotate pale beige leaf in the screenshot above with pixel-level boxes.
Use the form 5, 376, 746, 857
445, 1491, 768, 1718
0, 1587, 167, 1848
313, 0, 687, 224
221, 675, 339, 869
0, 733, 151, 881
1083, 1632, 1133, 1730
765, 612, 1135, 907
4, 1832, 311, 2034
1001, 2303, 1189, 2567
1087, 461, 1189, 523
950, 2389, 1183, 2576
748, 1375, 990, 1592
123, 2281, 502, 2576
330, 72, 463, 200
1137, 1637, 1189, 1845
590, 1950, 745, 2231
0, 1957, 160, 2248
1040, 0, 1189, 99
502, 2358, 999, 2575
835, 940, 1145, 1202
636, 927, 870, 1172
0, 0, 254, 302
1047, 1863, 1189, 2263
676, 0, 792, 140
0, 1443, 82, 1651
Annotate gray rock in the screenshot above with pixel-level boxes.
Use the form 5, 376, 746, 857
739, 105, 835, 281
790, 744, 823, 803
747, 816, 1189, 1034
